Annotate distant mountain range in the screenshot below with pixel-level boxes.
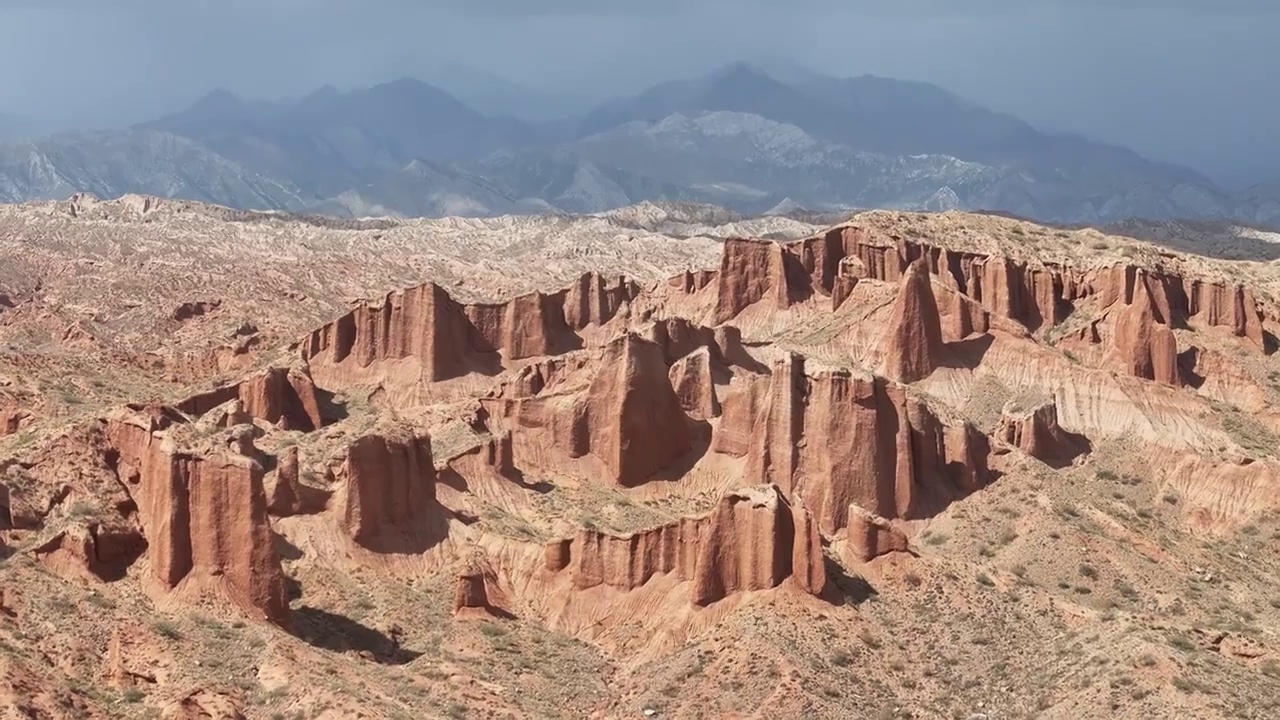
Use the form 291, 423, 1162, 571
0, 62, 1275, 226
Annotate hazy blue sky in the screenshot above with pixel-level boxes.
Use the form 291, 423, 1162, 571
0, 0, 1276, 187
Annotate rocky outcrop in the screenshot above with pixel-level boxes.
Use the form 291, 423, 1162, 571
881, 260, 944, 383
713, 239, 795, 323
300, 272, 639, 380
1111, 281, 1182, 387
266, 445, 303, 516
31, 521, 147, 581
996, 401, 1089, 468
669, 268, 716, 295
177, 366, 325, 432
668, 347, 720, 420
555, 485, 824, 604
580, 334, 692, 486
453, 558, 512, 618
0, 409, 30, 437
171, 300, 221, 322
1188, 280, 1266, 350
102, 408, 289, 626
489, 333, 693, 487
722, 355, 993, 534
845, 505, 909, 562
712, 226, 1269, 353
338, 425, 439, 548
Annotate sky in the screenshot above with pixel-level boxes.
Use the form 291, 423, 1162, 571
0, 0, 1276, 188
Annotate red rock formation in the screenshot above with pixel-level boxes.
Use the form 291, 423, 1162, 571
732, 358, 993, 534
669, 269, 716, 295
1188, 280, 1266, 350
996, 401, 1089, 468
571, 517, 703, 591
543, 539, 572, 573
266, 445, 302, 516
555, 485, 823, 604
103, 410, 289, 626
583, 334, 693, 485
0, 409, 30, 437
301, 273, 639, 380
692, 485, 824, 605
713, 239, 796, 323
881, 260, 945, 383
1111, 282, 1182, 387
845, 505, 909, 562
339, 426, 437, 546
453, 558, 512, 618
831, 274, 858, 311
668, 347, 720, 420
31, 521, 146, 581
177, 366, 324, 432
491, 333, 692, 487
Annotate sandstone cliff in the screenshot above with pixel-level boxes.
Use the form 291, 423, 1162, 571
723, 355, 992, 534
177, 365, 325, 431
487, 333, 694, 486
551, 485, 824, 605
996, 401, 1089, 468
300, 272, 639, 380
337, 423, 440, 549
711, 225, 1269, 354
102, 407, 289, 626
845, 505, 910, 562
881, 260, 944, 383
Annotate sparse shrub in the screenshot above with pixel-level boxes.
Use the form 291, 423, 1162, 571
1168, 635, 1196, 652
904, 572, 922, 588
1011, 563, 1028, 578
1262, 659, 1280, 678
1097, 470, 1119, 482
1078, 564, 1098, 580
1162, 493, 1180, 505
123, 688, 145, 703
1136, 653, 1158, 667
976, 572, 995, 587
832, 651, 853, 667
152, 621, 182, 641
924, 533, 949, 546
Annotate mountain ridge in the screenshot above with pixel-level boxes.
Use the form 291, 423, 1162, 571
0, 63, 1273, 227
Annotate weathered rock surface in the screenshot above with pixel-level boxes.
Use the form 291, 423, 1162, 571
338, 424, 439, 548
177, 365, 325, 431
554, 485, 824, 604
0, 409, 30, 437
488, 333, 693, 486
725, 354, 993, 534
1110, 280, 1182, 387
845, 505, 910, 562
300, 272, 639, 380
711, 225, 1269, 354
996, 401, 1090, 468
881, 260, 944, 383
102, 407, 289, 626
668, 346, 721, 420
453, 557, 513, 618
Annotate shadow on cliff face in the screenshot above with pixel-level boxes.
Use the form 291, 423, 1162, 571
822, 556, 878, 606
943, 334, 995, 371
291, 606, 422, 665
641, 421, 713, 487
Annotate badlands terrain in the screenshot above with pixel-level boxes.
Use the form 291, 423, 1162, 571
3, 195, 1280, 719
